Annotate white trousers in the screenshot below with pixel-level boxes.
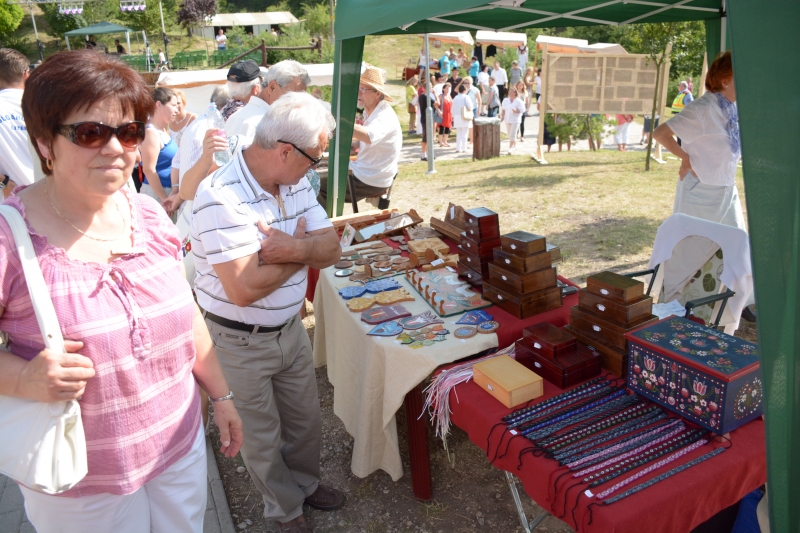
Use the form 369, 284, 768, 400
21, 425, 207, 533
456, 127, 469, 152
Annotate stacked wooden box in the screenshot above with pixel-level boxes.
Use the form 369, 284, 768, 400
457, 207, 501, 287
482, 231, 562, 319
565, 271, 657, 377
515, 323, 601, 389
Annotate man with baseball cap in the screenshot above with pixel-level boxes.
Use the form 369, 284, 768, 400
317, 64, 402, 208
220, 59, 263, 121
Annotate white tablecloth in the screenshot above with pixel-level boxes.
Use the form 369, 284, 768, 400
312, 265, 498, 480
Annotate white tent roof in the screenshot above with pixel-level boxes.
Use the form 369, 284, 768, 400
535, 35, 626, 54
578, 43, 627, 54
156, 63, 345, 89
475, 30, 526, 47
208, 12, 298, 27
535, 35, 588, 48
421, 31, 475, 46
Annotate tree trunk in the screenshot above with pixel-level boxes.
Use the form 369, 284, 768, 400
644, 55, 663, 171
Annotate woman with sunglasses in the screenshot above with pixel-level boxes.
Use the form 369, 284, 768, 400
0, 50, 242, 533
140, 87, 179, 217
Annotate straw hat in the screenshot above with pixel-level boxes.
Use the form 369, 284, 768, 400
360, 65, 394, 102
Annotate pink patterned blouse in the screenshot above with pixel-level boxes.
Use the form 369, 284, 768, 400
0, 189, 201, 497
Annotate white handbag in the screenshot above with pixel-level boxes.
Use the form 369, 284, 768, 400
0, 205, 88, 494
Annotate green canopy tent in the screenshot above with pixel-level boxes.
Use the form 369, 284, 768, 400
329, 1, 800, 531
64, 21, 134, 55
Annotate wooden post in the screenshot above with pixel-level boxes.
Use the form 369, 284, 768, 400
532, 42, 548, 164
653, 43, 672, 164
699, 52, 708, 97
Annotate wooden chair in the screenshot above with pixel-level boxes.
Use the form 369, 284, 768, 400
347, 173, 397, 213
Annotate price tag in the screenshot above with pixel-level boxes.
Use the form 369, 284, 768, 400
450, 206, 455, 219
430, 258, 444, 267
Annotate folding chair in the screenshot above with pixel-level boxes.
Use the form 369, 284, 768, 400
346, 173, 397, 213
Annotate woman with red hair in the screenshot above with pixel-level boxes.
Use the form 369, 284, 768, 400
652, 52, 753, 319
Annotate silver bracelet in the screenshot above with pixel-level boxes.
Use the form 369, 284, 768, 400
208, 391, 234, 403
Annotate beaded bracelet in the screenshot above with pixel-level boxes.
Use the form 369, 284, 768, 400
589, 432, 707, 489
574, 425, 686, 478
525, 396, 638, 441
565, 418, 684, 469
502, 377, 609, 423
594, 438, 709, 498
554, 411, 668, 463
518, 389, 627, 436
541, 403, 655, 451
510, 386, 619, 430
601, 447, 726, 504
554, 411, 668, 461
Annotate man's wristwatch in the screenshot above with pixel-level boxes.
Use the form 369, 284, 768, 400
0, 175, 10, 190
209, 390, 235, 403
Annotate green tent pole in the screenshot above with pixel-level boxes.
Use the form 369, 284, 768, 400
327, 37, 364, 217
704, 19, 721, 62
729, 1, 800, 532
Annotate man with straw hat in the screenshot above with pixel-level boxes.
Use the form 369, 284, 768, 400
318, 64, 402, 207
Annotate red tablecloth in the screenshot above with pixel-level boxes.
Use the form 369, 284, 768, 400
449, 375, 766, 533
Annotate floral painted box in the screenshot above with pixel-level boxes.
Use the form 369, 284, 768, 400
625, 317, 762, 434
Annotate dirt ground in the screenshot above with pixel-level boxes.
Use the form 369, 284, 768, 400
211, 300, 759, 533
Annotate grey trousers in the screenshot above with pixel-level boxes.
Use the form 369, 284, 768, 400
207, 315, 321, 523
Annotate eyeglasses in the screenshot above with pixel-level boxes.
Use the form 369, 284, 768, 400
55, 121, 146, 149
278, 140, 322, 168
358, 86, 377, 94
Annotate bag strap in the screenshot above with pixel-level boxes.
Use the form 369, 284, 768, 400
0, 205, 65, 353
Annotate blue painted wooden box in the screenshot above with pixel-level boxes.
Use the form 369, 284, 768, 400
625, 317, 762, 434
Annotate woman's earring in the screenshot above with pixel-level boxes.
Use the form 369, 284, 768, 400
46, 158, 54, 170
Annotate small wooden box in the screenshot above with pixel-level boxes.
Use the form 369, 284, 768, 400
493, 248, 552, 274
488, 263, 557, 294
460, 232, 501, 258
547, 243, 562, 263
586, 271, 645, 304
473, 355, 543, 408
626, 317, 763, 434
464, 207, 499, 229
500, 231, 547, 256
564, 325, 629, 377
458, 247, 491, 276
578, 289, 654, 325
515, 341, 601, 389
483, 280, 562, 319
457, 262, 484, 287
520, 322, 577, 359
569, 306, 657, 351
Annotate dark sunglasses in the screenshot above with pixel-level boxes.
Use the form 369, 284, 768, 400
55, 121, 146, 149
278, 139, 322, 168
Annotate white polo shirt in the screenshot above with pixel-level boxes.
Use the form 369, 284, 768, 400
348, 100, 402, 189
191, 143, 331, 326
224, 96, 269, 138
0, 89, 33, 186
492, 67, 508, 85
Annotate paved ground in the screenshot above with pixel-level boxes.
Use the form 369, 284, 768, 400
0, 438, 234, 533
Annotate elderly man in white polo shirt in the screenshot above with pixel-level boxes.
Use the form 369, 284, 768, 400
317, 65, 402, 206
225, 59, 311, 138
191, 91, 343, 533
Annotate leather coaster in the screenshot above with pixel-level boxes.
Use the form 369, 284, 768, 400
391, 257, 410, 265
454, 326, 477, 339
335, 260, 353, 269
349, 273, 369, 282
374, 260, 392, 269
354, 258, 373, 265
388, 249, 402, 256
476, 321, 500, 334
372, 254, 391, 262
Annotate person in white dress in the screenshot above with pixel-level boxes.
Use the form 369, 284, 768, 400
450, 84, 472, 153
500, 87, 525, 154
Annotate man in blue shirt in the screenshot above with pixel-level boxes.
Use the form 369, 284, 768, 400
440, 52, 451, 76
468, 56, 480, 85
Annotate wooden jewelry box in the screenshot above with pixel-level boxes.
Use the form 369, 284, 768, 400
457, 262, 484, 287
483, 279, 562, 319
519, 322, 577, 359
586, 271, 645, 303
458, 247, 491, 276
460, 232, 501, 258
564, 325, 630, 378
487, 263, 557, 294
463, 207, 500, 241
569, 306, 656, 351
515, 340, 601, 389
492, 248, 552, 274
626, 317, 762, 434
500, 231, 547, 256
578, 289, 654, 325
473, 355, 543, 408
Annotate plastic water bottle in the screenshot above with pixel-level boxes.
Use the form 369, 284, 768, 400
206, 103, 230, 167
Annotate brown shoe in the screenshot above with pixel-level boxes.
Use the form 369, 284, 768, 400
304, 484, 346, 511
276, 515, 312, 533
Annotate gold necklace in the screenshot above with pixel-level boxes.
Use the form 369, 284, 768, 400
44, 179, 128, 242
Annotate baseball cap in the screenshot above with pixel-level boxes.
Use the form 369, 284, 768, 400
227, 60, 261, 82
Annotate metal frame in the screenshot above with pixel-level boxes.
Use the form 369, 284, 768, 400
504, 471, 550, 533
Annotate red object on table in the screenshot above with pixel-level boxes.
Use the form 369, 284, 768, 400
448, 374, 766, 533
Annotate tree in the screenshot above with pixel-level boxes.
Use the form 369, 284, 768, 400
301, 2, 328, 38
177, 0, 216, 36
0, 0, 24, 37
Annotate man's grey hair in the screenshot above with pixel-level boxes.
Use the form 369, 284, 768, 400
210, 86, 230, 110
263, 59, 312, 89
227, 78, 261, 100
254, 91, 335, 151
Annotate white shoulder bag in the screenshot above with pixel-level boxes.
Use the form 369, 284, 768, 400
0, 205, 88, 494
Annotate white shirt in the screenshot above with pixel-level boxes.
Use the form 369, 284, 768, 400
534, 75, 542, 94
451, 94, 472, 129
216, 34, 227, 45
349, 100, 402, 189
191, 143, 331, 325
501, 97, 526, 124
491, 67, 508, 85
224, 96, 269, 138
432, 83, 444, 98
665, 91, 739, 187
477, 71, 489, 87
0, 89, 33, 186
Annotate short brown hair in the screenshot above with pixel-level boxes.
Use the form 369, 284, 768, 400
705, 51, 733, 93
0, 48, 30, 87
21, 50, 154, 175
152, 86, 176, 105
